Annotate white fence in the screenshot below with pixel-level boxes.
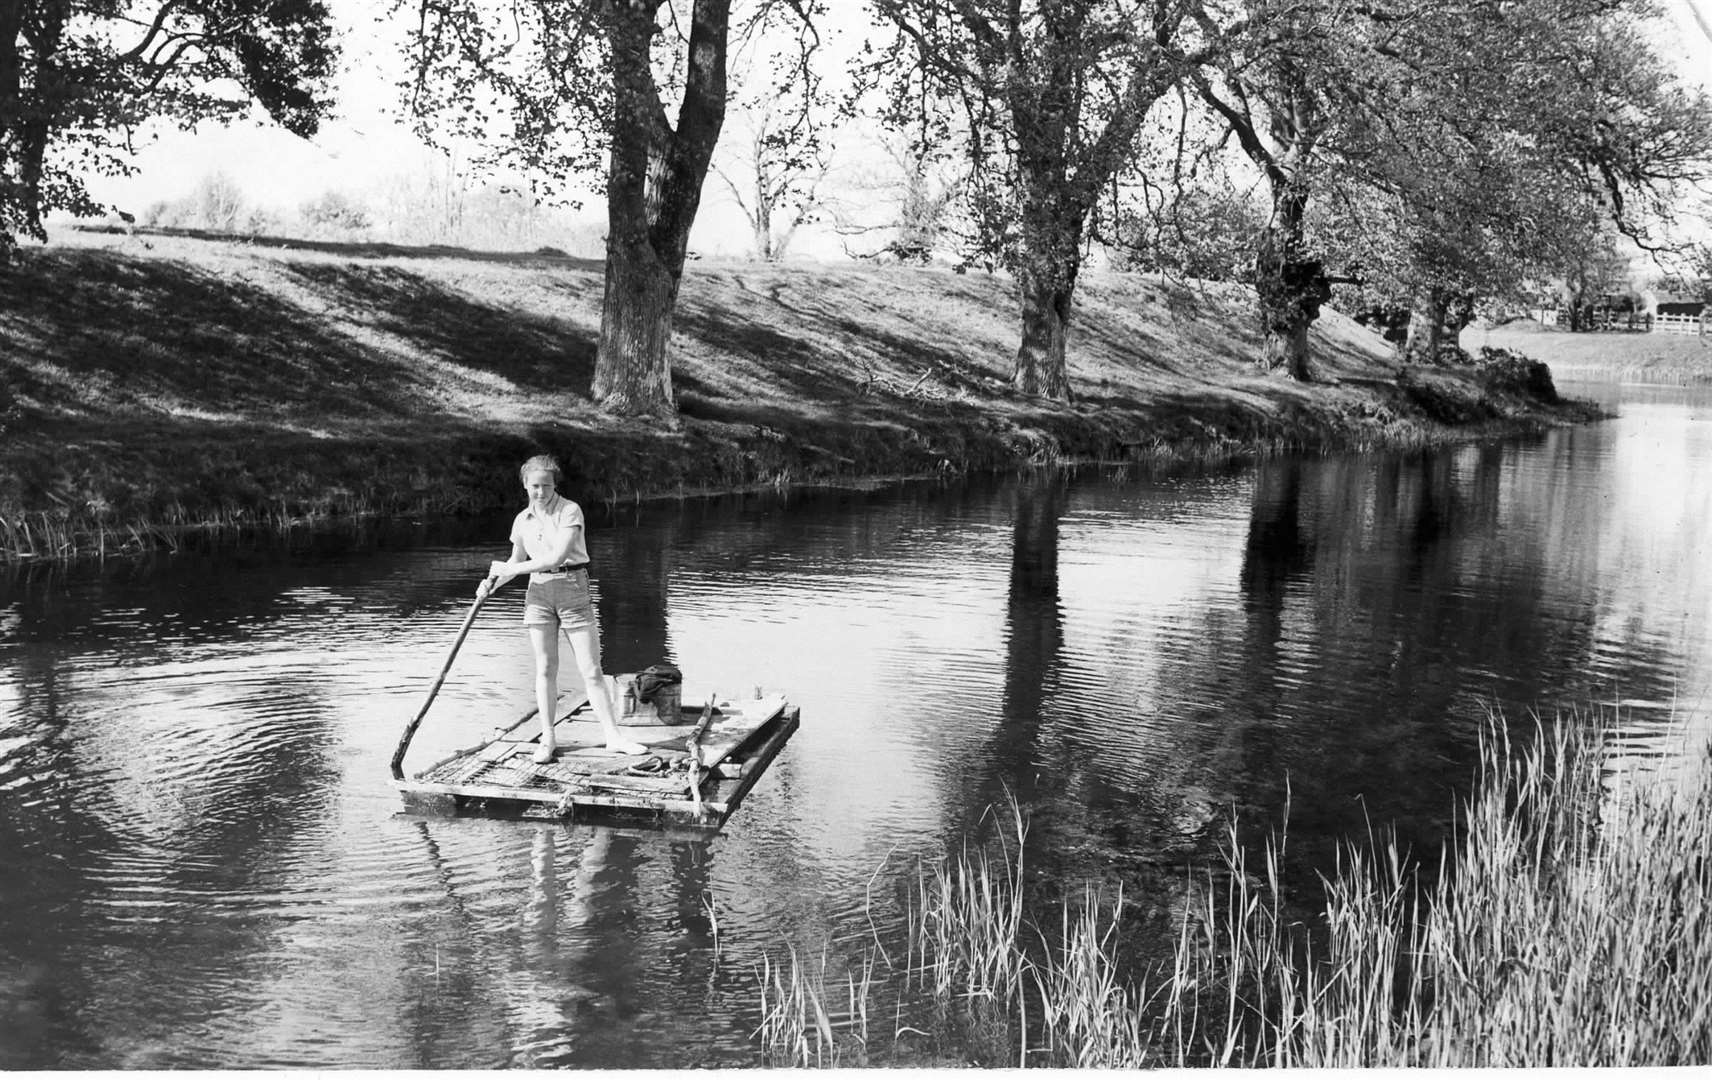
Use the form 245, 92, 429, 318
1532, 309, 1706, 335
1653, 313, 1708, 336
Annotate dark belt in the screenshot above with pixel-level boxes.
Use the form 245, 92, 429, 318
547, 563, 589, 575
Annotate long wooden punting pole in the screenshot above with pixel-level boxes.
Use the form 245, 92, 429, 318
391, 578, 496, 781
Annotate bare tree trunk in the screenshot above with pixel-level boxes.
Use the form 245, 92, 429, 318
0, 0, 65, 260
0, 4, 19, 164
1402, 289, 1478, 363
1014, 266, 1074, 399
591, 0, 728, 418
1401, 288, 1444, 363
1401, 308, 1438, 362
752, 164, 774, 261
597, 236, 679, 412
0, 4, 18, 261
1010, 160, 1083, 400
1254, 183, 1327, 381
1444, 292, 1476, 354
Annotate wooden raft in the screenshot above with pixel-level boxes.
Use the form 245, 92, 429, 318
393, 693, 799, 830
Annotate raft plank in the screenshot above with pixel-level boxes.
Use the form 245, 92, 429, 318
693, 697, 787, 768
397, 778, 563, 804
477, 739, 522, 762
586, 771, 691, 796
715, 708, 798, 815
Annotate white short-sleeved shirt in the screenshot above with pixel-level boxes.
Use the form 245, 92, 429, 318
510, 495, 589, 580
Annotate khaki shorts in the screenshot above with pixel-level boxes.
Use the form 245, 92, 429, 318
522, 570, 596, 631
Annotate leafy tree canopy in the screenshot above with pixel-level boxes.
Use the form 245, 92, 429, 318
0, 0, 339, 260
1182, 0, 1712, 371
862, 0, 1220, 398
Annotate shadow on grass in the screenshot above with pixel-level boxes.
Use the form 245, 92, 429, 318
2, 249, 408, 418
2, 247, 597, 422
280, 262, 596, 393
673, 300, 862, 404
674, 292, 1014, 413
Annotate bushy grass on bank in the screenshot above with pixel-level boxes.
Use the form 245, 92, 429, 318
1, 229, 1594, 559
757, 716, 1712, 1068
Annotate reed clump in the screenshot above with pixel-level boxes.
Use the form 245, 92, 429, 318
759, 714, 1712, 1067
1168, 718, 1712, 1067
905, 805, 1032, 1065
757, 802, 1173, 1068
755, 945, 875, 1067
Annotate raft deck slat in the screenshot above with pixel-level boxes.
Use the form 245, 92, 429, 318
586, 772, 691, 796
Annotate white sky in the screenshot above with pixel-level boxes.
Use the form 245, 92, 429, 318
81, 0, 1712, 256
87, 8, 430, 211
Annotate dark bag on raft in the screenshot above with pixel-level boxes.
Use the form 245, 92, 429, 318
614, 663, 683, 725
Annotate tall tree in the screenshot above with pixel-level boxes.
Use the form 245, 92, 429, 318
1187, 0, 1382, 379
1190, 0, 1712, 378
597, 1, 731, 415
713, 95, 830, 261
0, 0, 337, 262
402, 0, 817, 418
829, 130, 963, 262
712, 22, 833, 262
1335, 117, 1598, 359
1363, 2, 1711, 355
865, 0, 1213, 400
1553, 216, 1637, 330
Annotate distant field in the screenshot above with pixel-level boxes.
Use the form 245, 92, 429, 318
1470, 320, 1712, 383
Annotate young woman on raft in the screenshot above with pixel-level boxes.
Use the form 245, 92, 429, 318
478, 455, 648, 763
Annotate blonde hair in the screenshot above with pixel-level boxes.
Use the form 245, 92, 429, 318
519, 454, 561, 486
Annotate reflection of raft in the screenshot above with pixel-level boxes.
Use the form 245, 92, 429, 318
393, 692, 800, 831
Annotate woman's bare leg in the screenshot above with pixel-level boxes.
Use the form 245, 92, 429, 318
562, 625, 647, 755
529, 625, 561, 762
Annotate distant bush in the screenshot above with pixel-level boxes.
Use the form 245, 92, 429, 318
300, 190, 371, 235
193, 171, 247, 233
365, 161, 606, 254
134, 164, 603, 252
141, 197, 190, 229
1478, 346, 1558, 402
138, 171, 276, 236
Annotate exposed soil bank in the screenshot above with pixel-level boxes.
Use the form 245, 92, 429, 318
2, 230, 1597, 560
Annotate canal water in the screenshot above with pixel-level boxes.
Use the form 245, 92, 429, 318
2, 380, 1709, 1068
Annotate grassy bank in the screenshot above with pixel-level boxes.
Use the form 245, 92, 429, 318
1471, 319, 1712, 383
758, 716, 1712, 1068
2, 229, 1595, 560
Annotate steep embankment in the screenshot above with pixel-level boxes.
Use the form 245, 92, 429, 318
0, 229, 1592, 557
